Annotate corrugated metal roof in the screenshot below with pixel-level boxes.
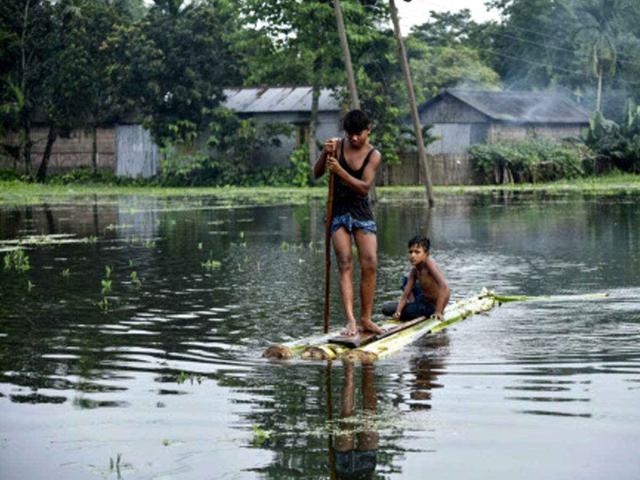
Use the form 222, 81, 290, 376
423, 89, 590, 124
222, 87, 340, 113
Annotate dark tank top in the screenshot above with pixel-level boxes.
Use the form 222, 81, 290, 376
332, 140, 376, 221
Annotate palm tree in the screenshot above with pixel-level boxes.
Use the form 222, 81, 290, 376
573, 0, 630, 112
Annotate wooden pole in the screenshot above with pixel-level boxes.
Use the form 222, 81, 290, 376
333, 0, 360, 110
389, 0, 435, 207
324, 172, 335, 334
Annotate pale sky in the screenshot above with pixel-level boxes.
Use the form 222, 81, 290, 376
396, 0, 501, 33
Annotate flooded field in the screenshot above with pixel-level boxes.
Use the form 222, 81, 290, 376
1, 192, 639, 479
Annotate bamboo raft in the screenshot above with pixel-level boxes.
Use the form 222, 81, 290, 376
262, 289, 609, 362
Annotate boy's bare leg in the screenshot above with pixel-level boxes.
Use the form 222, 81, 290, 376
333, 228, 358, 335
354, 229, 383, 334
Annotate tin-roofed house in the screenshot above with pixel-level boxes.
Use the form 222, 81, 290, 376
222, 87, 342, 166
390, 89, 590, 185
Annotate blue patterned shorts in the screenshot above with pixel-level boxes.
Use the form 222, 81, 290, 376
330, 213, 377, 236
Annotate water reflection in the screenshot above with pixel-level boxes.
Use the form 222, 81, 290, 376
331, 361, 379, 480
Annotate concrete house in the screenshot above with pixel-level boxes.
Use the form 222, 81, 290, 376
413, 89, 591, 185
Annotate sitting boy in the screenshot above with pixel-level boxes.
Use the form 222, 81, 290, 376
382, 236, 450, 321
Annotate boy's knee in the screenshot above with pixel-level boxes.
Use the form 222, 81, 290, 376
336, 254, 352, 272
360, 254, 377, 272
381, 301, 397, 316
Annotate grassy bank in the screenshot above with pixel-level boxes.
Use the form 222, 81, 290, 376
1, 173, 639, 205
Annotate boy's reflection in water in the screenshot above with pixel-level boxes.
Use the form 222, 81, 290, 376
333, 360, 378, 480
328, 333, 449, 478
408, 333, 449, 410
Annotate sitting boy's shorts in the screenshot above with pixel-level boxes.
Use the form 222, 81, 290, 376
330, 213, 377, 236
380, 276, 435, 320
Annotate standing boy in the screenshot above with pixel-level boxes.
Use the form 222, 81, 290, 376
382, 236, 450, 321
314, 109, 384, 336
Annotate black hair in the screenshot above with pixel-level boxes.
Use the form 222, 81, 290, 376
408, 235, 430, 252
342, 109, 370, 135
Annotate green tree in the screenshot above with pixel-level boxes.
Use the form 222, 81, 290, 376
572, 0, 632, 112
0, 0, 53, 178
36, 0, 138, 181
106, 0, 244, 146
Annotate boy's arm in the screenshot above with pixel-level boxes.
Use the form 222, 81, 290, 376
393, 269, 416, 319
313, 138, 340, 179
425, 257, 450, 319
327, 150, 381, 196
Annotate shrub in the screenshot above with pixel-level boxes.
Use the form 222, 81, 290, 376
583, 100, 640, 173
470, 138, 593, 184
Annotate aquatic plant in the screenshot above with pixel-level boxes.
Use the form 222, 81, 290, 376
202, 258, 221, 270
197, 242, 203, 250
177, 371, 203, 385
62, 268, 70, 278
27, 280, 35, 291
97, 297, 109, 312
251, 425, 271, 447
3, 249, 30, 272
130, 271, 142, 288
105, 265, 112, 278
101, 279, 112, 295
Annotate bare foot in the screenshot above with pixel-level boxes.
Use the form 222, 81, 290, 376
342, 320, 358, 336
360, 319, 385, 335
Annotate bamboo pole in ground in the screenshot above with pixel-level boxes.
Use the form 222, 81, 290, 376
388, 0, 435, 207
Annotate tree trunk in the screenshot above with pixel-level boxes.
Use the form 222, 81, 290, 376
22, 117, 32, 179
596, 68, 603, 112
20, 0, 32, 179
333, 0, 360, 110
36, 125, 57, 183
389, 0, 435, 207
309, 56, 322, 169
92, 124, 98, 174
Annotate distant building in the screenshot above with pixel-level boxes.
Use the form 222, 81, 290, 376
223, 86, 342, 166
0, 88, 591, 185
412, 89, 590, 185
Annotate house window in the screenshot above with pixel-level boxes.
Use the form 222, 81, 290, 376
295, 124, 310, 147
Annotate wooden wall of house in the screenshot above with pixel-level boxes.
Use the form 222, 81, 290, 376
0, 127, 116, 172
487, 123, 586, 142
379, 151, 477, 186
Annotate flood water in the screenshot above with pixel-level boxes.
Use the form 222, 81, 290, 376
0, 192, 639, 479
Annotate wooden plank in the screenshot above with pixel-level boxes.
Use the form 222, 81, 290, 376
328, 316, 427, 348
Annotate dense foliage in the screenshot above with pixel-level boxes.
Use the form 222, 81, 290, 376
583, 100, 640, 173
470, 139, 594, 184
